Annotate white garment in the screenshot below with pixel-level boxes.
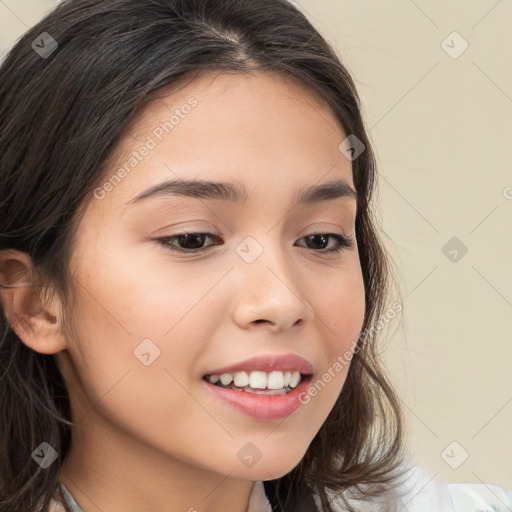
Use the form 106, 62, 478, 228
50, 461, 512, 512
335, 460, 512, 512
248, 459, 512, 512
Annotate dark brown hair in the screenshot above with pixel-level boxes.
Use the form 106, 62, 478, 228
0, 1, 408, 510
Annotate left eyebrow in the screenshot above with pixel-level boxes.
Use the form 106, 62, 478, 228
125, 177, 358, 206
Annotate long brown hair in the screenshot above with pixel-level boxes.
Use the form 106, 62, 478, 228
0, 1, 408, 510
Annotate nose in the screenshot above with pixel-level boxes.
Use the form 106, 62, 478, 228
230, 239, 315, 333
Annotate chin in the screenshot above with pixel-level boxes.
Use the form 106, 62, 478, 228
232, 454, 304, 481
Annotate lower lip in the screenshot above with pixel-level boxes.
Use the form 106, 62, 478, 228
201, 375, 312, 421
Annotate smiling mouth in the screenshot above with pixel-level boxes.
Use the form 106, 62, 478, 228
202, 372, 312, 395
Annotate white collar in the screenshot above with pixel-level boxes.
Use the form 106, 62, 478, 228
50, 481, 273, 512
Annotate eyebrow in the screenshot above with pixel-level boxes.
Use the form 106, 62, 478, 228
126, 177, 358, 207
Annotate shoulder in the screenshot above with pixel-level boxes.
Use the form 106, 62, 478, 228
400, 461, 512, 512
447, 481, 512, 511
322, 457, 512, 512
389, 459, 512, 512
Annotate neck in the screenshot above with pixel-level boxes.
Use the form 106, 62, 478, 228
58, 411, 256, 512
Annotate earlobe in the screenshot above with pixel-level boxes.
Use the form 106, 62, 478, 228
0, 249, 67, 354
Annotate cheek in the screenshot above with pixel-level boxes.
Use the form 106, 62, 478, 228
65, 278, 212, 459
311, 256, 366, 350
302, 262, 365, 406
66, 241, 226, 421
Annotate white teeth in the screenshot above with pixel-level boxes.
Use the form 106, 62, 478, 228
207, 370, 304, 390
249, 371, 267, 389
219, 373, 233, 386
289, 371, 301, 388
267, 371, 284, 389
242, 385, 287, 395
233, 371, 249, 387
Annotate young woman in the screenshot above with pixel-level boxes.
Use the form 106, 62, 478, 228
0, 1, 510, 511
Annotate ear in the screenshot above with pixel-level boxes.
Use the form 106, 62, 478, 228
0, 248, 67, 354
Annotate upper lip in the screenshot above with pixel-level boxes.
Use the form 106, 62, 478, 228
204, 353, 314, 376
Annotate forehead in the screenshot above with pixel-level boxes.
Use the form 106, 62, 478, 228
124, 69, 342, 140
93, 70, 354, 213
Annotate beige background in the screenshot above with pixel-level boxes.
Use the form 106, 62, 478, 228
1, 0, 511, 489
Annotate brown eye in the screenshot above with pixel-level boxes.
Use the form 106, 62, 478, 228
296, 233, 354, 254
155, 233, 222, 253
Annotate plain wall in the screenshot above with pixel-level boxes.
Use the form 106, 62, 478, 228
1, 0, 511, 489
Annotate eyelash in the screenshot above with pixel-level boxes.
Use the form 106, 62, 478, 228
154, 231, 355, 255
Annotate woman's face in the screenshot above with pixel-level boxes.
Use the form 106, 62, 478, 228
58, 70, 365, 481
